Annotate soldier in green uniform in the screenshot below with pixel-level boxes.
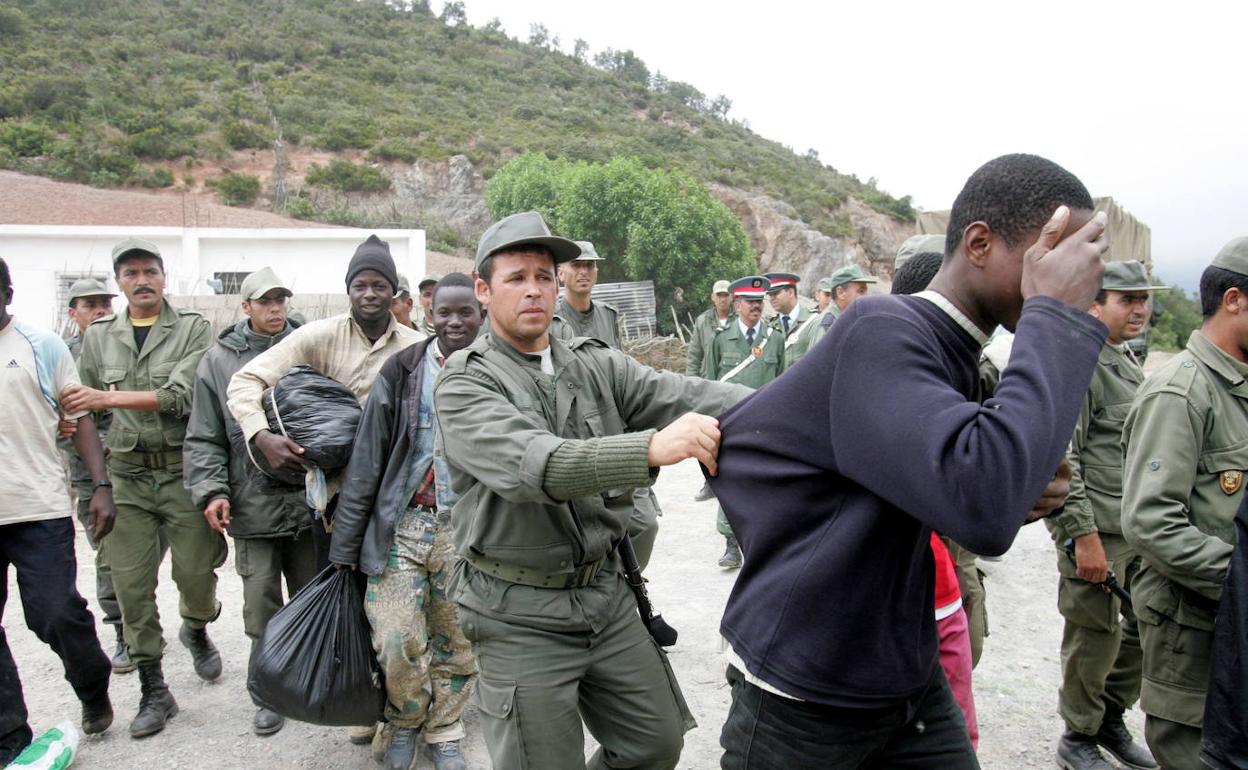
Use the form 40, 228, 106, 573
807, 263, 878, 348
435, 211, 749, 770
63, 238, 226, 739
391, 274, 417, 329
687, 280, 733, 502
1047, 261, 1163, 770
417, 273, 441, 335
551, 241, 662, 570
62, 278, 134, 673
703, 276, 785, 568
813, 276, 833, 314
1121, 237, 1248, 770
764, 272, 820, 367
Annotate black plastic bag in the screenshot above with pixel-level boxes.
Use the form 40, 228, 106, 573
248, 566, 385, 726
240, 365, 363, 491
1201, 494, 1248, 770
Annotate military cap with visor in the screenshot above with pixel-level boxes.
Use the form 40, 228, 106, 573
395, 273, 412, 297
763, 272, 799, 293
816, 277, 834, 293
729, 276, 771, 300
111, 237, 163, 267
1101, 260, 1166, 292
239, 267, 293, 301
475, 211, 581, 269
826, 264, 879, 291
894, 234, 945, 271
1211, 236, 1248, 277
572, 241, 605, 262
712, 279, 731, 294
67, 277, 117, 306
417, 272, 443, 289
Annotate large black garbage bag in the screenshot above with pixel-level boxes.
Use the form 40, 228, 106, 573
238, 365, 362, 492
1201, 494, 1248, 770
248, 567, 385, 726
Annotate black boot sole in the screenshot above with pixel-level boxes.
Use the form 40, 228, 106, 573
130, 702, 179, 739
1098, 744, 1158, 770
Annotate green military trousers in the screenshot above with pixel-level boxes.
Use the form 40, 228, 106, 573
235, 529, 318, 643
103, 455, 226, 666
1134, 570, 1217, 770
458, 572, 694, 770
629, 488, 661, 571
1055, 533, 1142, 735
716, 504, 735, 539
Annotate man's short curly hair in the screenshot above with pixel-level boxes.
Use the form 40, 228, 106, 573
946, 154, 1093, 257
891, 252, 943, 296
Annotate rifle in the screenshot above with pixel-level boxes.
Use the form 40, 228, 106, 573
1062, 537, 1133, 609
618, 536, 679, 647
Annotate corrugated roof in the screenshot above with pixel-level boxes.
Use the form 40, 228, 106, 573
560, 280, 656, 339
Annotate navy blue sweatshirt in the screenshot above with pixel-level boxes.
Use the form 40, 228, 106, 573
713, 294, 1107, 706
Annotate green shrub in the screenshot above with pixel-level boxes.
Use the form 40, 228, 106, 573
210, 171, 261, 205
222, 118, 270, 150
0, 120, 54, 157
139, 167, 175, 188
305, 158, 391, 193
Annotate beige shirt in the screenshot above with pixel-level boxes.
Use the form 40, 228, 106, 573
227, 313, 422, 441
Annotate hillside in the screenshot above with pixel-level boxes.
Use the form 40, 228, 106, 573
0, 0, 914, 248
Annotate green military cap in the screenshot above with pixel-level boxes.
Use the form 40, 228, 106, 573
111, 237, 163, 266
712, 279, 731, 294
816, 277, 834, 293
763, 272, 799, 293
239, 267, 293, 301
572, 241, 605, 261
417, 272, 442, 289
1211, 236, 1248, 277
475, 211, 581, 269
395, 273, 412, 297
827, 264, 879, 291
895, 234, 945, 271
1101, 260, 1166, 292
67, 277, 116, 306
729, 275, 771, 299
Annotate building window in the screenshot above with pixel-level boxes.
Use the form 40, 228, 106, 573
212, 271, 250, 295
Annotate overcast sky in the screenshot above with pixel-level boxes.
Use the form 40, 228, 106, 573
463, 0, 1244, 292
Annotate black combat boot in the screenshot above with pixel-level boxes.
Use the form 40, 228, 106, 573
1095, 704, 1158, 770
111, 624, 136, 674
718, 536, 742, 569
130, 663, 178, 738
81, 691, 114, 735
1057, 730, 1112, 770
179, 622, 222, 681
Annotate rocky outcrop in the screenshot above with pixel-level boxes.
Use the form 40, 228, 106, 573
709, 183, 912, 286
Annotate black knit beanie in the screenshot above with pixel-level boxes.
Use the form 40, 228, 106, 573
345, 235, 399, 292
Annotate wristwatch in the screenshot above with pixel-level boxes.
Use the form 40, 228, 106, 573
93, 480, 113, 491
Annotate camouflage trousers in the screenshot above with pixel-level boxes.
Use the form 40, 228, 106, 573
364, 506, 478, 740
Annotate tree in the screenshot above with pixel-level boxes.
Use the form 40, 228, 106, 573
528, 23, 549, 48
573, 38, 588, 63
709, 95, 732, 120
481, 16, 504, 35
485, 153, 755, 334
439, 1, 466, 26
593, 48, 650, 86
1148, 281, 1202, 351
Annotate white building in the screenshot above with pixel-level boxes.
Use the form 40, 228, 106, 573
0, 225, 425, 332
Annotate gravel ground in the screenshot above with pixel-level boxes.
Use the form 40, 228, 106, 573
6, 456, 1146, 769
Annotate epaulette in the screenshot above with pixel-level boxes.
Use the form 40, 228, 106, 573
176, 307, 207, 319
567, 335, 609, 351
1148, 351, 1202, 397
88, 313, 117, 326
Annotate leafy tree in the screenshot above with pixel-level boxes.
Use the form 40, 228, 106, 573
1148, 281, 1202, 351
593, 48, 649, 86
210, 171, 261, 205
486, 153, 755, 333
439, 1, 466, 26
528, 23, 549, 48
709, 95, 731, 119
573, 38, 588, 63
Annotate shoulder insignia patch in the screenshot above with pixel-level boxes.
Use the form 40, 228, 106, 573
1220, 469, 1243, 495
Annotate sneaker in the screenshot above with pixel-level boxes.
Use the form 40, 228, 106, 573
425, 739, 467, 770
383, 727, 420, 770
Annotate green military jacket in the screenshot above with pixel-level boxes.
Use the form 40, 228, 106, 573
1122, 331, 1247, 616
551, 297, 620, 348
78, 299, 212, 454
685, 307, 733, 376
805, 304, 841, 349
770, 304, 820, 368
702, 320, 784, 388
436, 332, 748, 622
1049, 342, 1145, 541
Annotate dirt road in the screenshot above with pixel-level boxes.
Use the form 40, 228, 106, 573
5, 457, 1142, 769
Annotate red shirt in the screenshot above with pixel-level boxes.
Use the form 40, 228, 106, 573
931, 534, 961, 610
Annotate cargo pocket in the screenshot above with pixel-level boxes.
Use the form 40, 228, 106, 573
474, 677, 526, 769
652, 639, 697, 733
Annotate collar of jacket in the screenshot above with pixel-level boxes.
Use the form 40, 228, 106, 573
109, 298, 180, 359
484, 328, 575, 375
1186, 330, 1248, 395
1098, 340, 1143, 381
218, 318, 301, 354
391, 335, 437, 377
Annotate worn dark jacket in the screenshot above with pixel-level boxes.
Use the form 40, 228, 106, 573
183, 319, 311, 539
330, 337, 436, 575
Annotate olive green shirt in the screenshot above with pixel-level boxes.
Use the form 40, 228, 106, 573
435, 332, 749, 630
686, 307, 733, 376
702, 320, 784, 388
805, 303, 841, 349
1122, 330, 1248, 605
1050, 342, 1145, 541
551, 297, 620, 348
770, 304, 820, 368
77, 299, 212, 453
